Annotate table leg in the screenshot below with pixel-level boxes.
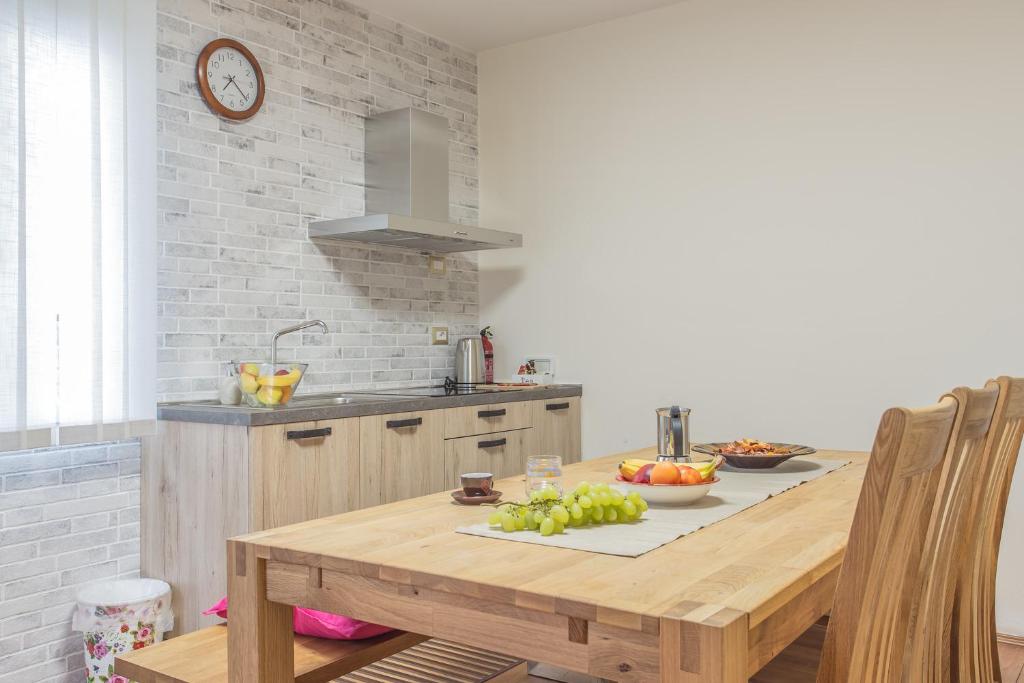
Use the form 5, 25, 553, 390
227, 539, 294, 683
659, 605, 748, 682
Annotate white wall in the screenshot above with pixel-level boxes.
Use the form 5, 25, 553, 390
477, 0, 1024, 635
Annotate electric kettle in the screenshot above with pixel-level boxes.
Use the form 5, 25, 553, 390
454, 337, 485, 386
656, 405, 692, 462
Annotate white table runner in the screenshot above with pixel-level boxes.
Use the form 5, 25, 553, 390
455, 458, 851, 557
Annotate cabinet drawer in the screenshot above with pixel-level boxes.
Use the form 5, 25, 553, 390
443, 429, 530, 490
444, 401, 531, 438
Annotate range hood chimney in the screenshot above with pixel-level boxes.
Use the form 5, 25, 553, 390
308, 108, 522, 252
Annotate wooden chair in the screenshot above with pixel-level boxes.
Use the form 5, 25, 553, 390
954, 377, 1024, 682
908, 385, 1000, 681
753, 384, 1001, 682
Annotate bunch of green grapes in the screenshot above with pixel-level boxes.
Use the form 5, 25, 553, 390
486, 481, 648, 537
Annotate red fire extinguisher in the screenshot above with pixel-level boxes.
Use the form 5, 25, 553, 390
480, 326, 494, 384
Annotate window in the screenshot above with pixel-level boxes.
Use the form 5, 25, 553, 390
0, 0, 156, 451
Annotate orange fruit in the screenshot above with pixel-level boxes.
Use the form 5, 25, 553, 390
650, 461, 681, 485
677, 465, 703, 485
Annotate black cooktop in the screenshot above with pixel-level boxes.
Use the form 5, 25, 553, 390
356, 377, 516, 398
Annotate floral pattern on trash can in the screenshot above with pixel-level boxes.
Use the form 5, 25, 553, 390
72, 579, 174, 683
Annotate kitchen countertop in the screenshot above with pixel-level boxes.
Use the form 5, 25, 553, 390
157, 384, 583, 426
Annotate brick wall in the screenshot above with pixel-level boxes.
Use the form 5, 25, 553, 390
0, 442, 141, 683
156, 0, 481, 401
1, 2, 481, 680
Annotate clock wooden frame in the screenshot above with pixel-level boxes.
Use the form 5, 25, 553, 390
195, 38, 265, 121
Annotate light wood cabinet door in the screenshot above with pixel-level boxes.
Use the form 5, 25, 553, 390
360, 410, 445, 506
531, 397, 582, 464
444, 429, 530, 490
250, 418, 360, 530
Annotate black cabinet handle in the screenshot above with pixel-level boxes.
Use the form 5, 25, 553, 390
478, 408, 506, 418
478, 438, 507, 449
286, 427, 332, 440
386, 417, 422, 429
546, 402, 570, 411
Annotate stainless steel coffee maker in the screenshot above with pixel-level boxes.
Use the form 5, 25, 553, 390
656, 405, 692, 462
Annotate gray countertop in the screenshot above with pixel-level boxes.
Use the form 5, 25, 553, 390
158, 384, 583, 426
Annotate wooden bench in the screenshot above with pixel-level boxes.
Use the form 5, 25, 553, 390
114, 625, 427, 683
336, 638, 527, 683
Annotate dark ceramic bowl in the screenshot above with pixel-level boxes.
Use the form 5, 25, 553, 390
691, 443, 816, 470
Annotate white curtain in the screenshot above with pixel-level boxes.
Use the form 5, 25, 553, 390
0, 0, 156, 451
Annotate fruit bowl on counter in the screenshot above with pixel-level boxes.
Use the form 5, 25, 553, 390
613, 458, 722, 506
235, 362, 308, 408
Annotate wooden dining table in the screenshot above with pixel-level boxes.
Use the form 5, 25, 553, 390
226, 446, 868, 682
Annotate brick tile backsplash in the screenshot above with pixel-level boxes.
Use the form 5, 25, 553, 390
0, 441, 141, 682
156, 0, 481, 401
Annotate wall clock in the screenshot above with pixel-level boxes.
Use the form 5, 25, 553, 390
196, 38, 265, 121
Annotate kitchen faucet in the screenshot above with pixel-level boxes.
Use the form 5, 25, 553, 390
271, 320, 328, 365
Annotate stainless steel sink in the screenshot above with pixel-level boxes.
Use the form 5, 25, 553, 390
285, 393, 394, 406
163, 393, 395, 410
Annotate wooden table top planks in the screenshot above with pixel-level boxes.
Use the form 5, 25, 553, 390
229, 446, 869, 682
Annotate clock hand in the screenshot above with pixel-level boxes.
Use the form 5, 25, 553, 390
223, 74, 247, 98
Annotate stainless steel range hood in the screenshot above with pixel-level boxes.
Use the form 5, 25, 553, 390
308, 108, 522, 252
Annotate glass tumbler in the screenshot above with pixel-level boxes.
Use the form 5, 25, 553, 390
525, 455, 563, 498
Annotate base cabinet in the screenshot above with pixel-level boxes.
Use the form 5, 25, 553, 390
251, 418, 360, 529
444, 429, 530, 490
531, 397, 582, 464
142, 392, 581, 635
359, 410, 446, 506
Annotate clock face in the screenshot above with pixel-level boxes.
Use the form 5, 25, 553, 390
207, 47, 258, 112
196, 39, 265, 120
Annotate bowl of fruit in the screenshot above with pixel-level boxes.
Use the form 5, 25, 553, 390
235, 362, 308, 408
613, 457, 721, 505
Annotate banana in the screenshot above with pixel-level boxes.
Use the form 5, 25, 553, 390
688, 456, 724, 480
617, 459, 653, 478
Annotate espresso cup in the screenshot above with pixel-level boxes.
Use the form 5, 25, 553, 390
460, 472, 494, 497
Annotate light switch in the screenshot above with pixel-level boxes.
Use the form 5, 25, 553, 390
431, 326, 449, 345
428, 255, 446, 274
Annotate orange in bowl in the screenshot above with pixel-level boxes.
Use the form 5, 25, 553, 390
677, 465, 704, 485
650, 461, 682, 485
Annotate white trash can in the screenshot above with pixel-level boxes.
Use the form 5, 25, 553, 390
72, 579, 174, 683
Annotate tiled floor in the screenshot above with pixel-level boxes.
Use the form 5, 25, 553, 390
1000, 639, 1024, 682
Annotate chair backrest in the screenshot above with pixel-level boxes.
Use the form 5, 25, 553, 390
955, 377, 1024, 681
908, 385, 999, 681
816, 396, 961, 682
